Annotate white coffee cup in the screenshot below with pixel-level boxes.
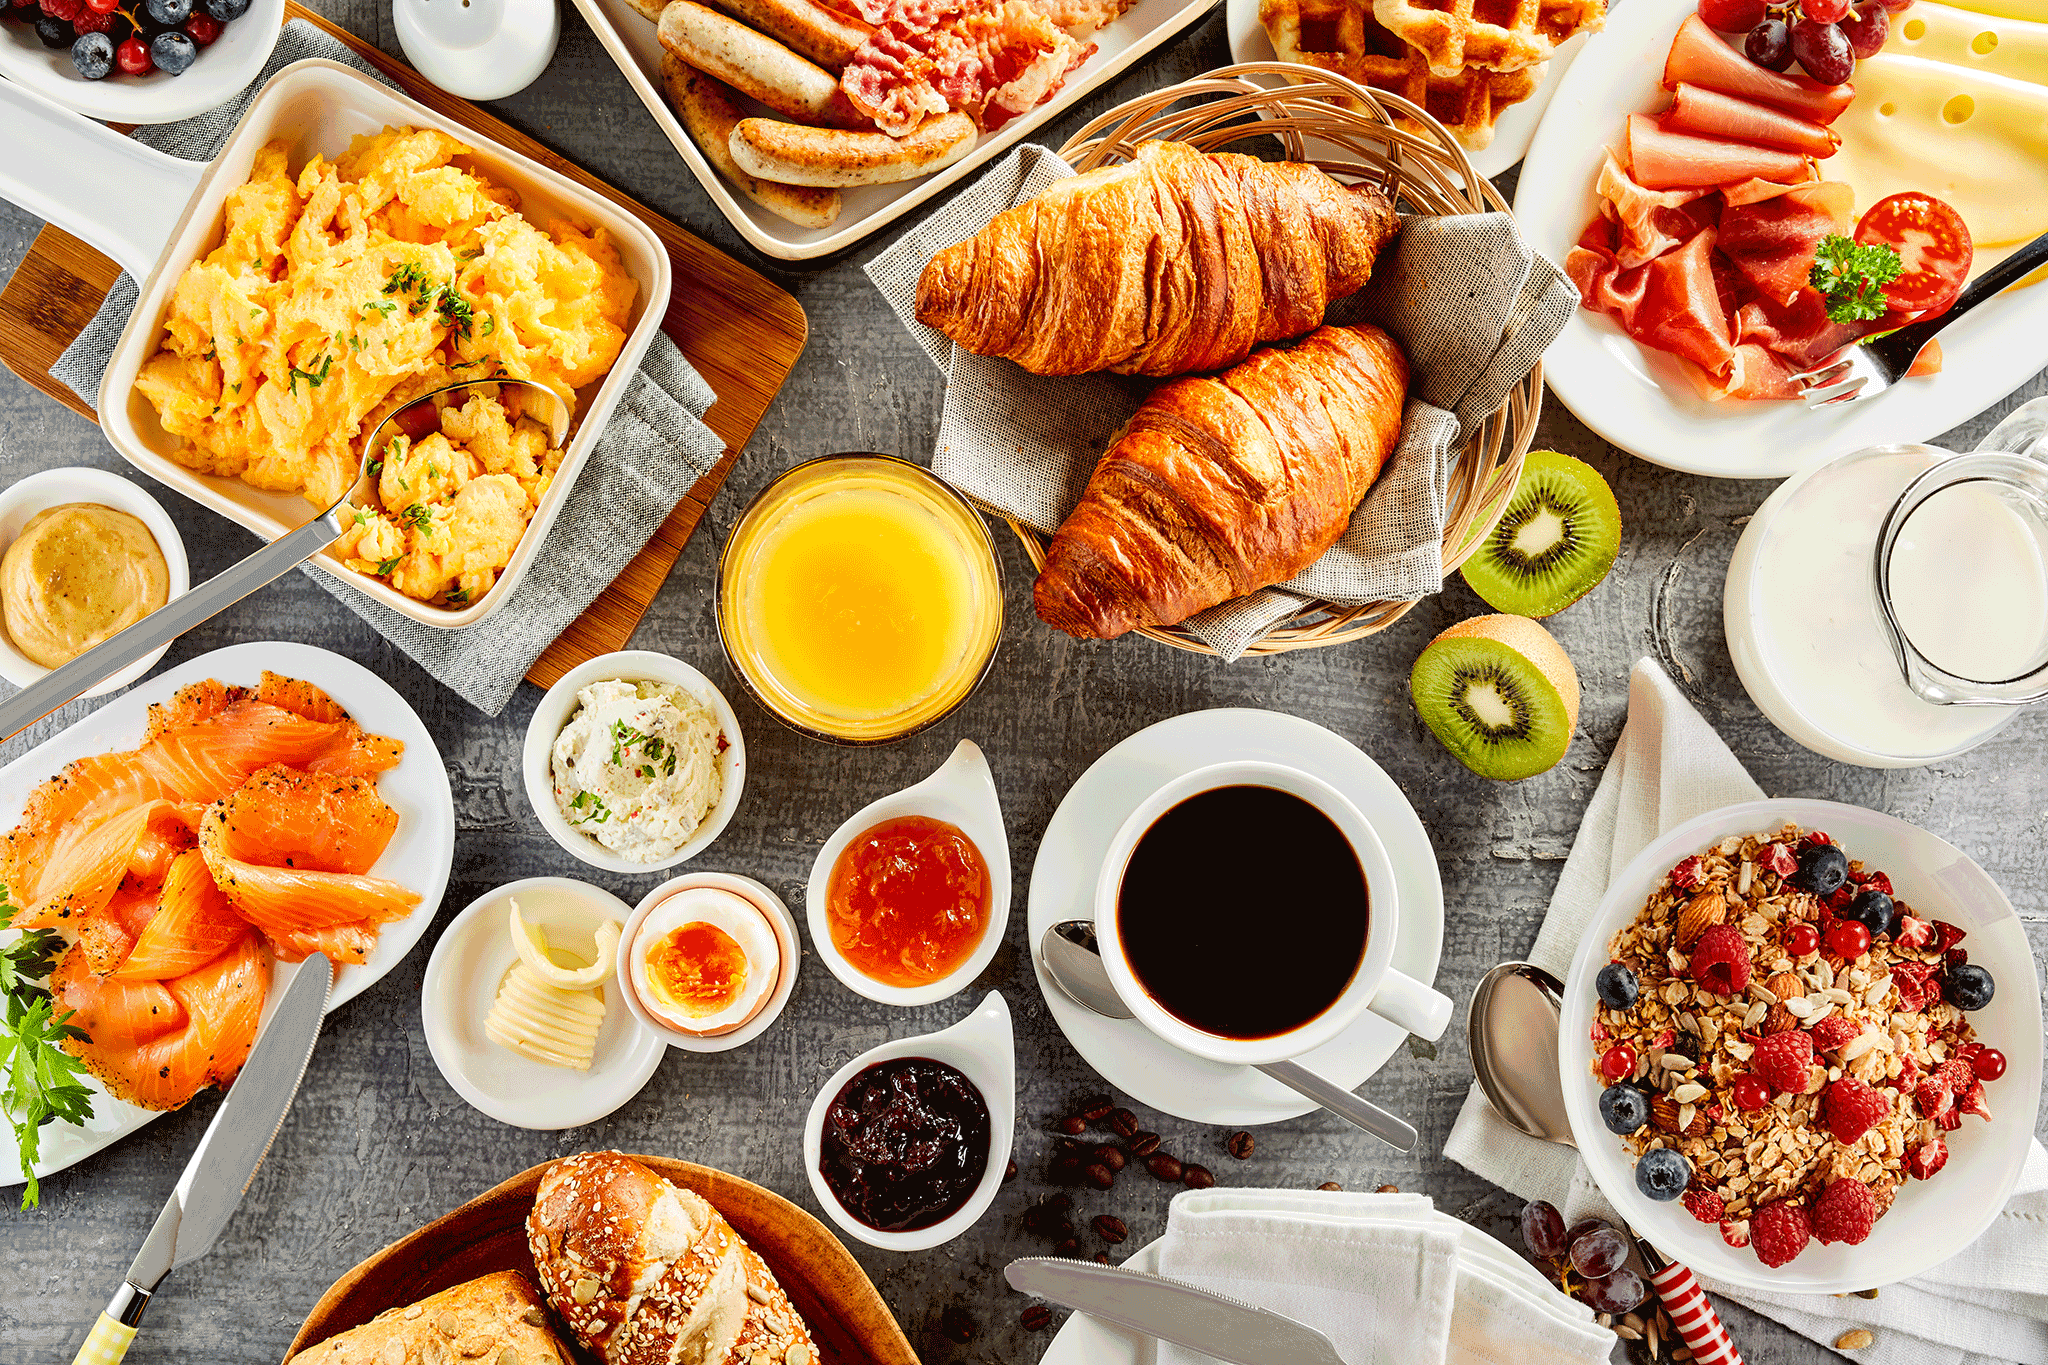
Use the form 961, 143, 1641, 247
1094, 761, 1452, 1066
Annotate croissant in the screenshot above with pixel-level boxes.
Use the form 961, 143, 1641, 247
914, 140, 1399, 377
1034, 324, 1409, 639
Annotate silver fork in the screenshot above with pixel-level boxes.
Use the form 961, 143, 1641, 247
1793, 227, 2048, 408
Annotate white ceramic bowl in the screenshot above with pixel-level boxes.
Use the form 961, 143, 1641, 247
421, 877, 664, 1130
616, 872, 799, 1052
803, 991, 1015, 1252
0, 0, 283, 125
1561, 798, 2043, 1294
0, 466, 190, 699
805, 740, 1011, 1007
522, 650, 746, 874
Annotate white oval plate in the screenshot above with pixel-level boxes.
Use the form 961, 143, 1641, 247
0, 640, 453, 1192
421, 877, 664, 1130
1560, 798, 2043, 1294
1026, 708, 1444, 1126
1516, 0, 2048, 478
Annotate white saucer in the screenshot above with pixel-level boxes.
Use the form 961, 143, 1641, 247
1027, 708, 1445, 1125
421, 877, 665, 1130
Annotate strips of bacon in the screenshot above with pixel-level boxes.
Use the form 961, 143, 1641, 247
840, 0, 1115, 137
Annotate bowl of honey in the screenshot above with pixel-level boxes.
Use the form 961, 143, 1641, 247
716, 454, 1003, 745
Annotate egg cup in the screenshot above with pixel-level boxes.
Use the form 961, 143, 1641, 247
617, 873, 800, 1053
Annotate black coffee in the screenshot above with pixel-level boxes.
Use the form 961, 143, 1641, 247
1116, 784, 1368, 1040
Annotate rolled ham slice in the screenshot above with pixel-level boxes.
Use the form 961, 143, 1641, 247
1664, 84, 1840, 158
1663, 15, 1855, 125
1627, 114, 1811, 190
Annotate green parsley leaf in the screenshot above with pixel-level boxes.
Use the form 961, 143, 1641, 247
568, 790, 612, 825
286, 353, 333, 397
1809, 235, 1904, 324
376, 556, 404, 575
1, 902, 96, 1210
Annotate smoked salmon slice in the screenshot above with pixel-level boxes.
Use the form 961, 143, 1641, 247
58, 934, 269, 1111
113, 851, 249, 981
53, 945, 187, 1053
7, 799, 184, 930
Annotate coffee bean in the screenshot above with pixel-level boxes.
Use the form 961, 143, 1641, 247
1046, 1193, 1072, 1213
1056, 1116, 1087, 1136
1003, 1159, 1018, 1183
1093, 1145, 1126, 1171
1055, 1137, 1086, 1156
1021, 1305, 1053, 1331
1093, 1253, 1112, 1265
1050, 1157, 1082, 1186
1051, 1217, 1075, 1240
1079, 1095, 1114, 1122
1085, 1163, 1116, 1190
940, 1306, 975, 1344
1376, 1183, 1399, 1193
1054, 1238, 1079, 1258
1225, 1131, 1254, 1160
1146, 1153, 1184, 1182
1318, 1181, 1343, 1192
1182, 1163, 1215, 1190
1126, 1131, 1162, 1157
1109, 1107, 1140, 1138
1093, 1215, 1128, 1244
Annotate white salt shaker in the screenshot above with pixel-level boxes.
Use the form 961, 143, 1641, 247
393, 0, 558, 101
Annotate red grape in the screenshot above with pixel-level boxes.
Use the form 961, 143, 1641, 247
1746, 18, 1795, 69
1839, 2, 1888, 55
1733, 1074, 1772, 1111
1699, 0, 1767, 29
1792, 17, 1855, 83
1520, 1200, 1568, 1259
182, 9, 218, 40
1570, 1227, 1629, 1279
1971, 1047, 2007, 1081
1578, 1268, 1648, 1314
1804, 0, 1851, 21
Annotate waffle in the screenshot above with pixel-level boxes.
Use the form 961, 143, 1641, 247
1373, 0, 1603, 77
1261, 0, 1542, 150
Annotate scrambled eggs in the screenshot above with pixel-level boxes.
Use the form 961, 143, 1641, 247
135, 126, 639, 606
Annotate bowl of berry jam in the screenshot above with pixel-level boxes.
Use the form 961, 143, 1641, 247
0, 0, 280, 125
803, 990, 1015, 1251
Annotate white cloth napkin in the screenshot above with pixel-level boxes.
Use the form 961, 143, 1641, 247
1150, 1189, 1614, 1365
1442, 656, 2048, 1365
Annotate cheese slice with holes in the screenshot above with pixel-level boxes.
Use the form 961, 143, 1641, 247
1885, 1, 2048, 88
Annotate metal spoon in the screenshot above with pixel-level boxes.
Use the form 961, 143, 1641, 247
1038, 920, 1418, 1153
1468, 962, 1742, 1365
0, 379, 569, 741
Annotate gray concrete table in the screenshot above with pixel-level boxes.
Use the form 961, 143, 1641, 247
2, 6, 2044, 1362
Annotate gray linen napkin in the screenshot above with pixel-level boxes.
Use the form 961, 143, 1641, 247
866, 144, 1576, 659
50, 20, 727, 715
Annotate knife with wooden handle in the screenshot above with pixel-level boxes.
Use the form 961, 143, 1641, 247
69, 955, 334, 1365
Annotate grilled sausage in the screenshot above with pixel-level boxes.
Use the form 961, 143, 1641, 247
727, 111, 978, 187
704, 0, 871, 69
656, 0, 864, 127
662, 55, 842, 230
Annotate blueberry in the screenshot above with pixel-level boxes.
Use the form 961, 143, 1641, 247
34, 12, 74, 46
201, 0, 247, 18
1595, 963, 1639, 1010
150, 27, 194, 71
1791, 842, 1848, 896
144, 0, 191, 23
70, 28, 113, 75
1847, 888, 1894, 936
1635, 1147, 1691, 1202
1599, 1083, 1649, 1135
1944, 963, 1995, 1011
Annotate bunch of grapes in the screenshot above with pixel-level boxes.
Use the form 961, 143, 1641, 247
1518, 1201, 1649, 1314
1698, 0, 1913, 85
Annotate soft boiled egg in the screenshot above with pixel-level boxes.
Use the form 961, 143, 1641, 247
628, 887, 782, 1036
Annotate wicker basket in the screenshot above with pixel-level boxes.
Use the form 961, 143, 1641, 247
1008, 62, 1542, 656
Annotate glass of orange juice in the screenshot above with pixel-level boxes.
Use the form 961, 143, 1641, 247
717, 455, 1003, 745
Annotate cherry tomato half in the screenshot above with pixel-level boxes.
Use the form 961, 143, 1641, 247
1855, 192, 1973, 317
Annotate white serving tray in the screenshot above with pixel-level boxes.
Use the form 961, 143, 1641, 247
571, 0, 1223, 260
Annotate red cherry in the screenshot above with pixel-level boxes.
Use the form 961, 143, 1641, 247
1971, 1047, 2007, 1082
1733, 1075, 1772, 1111
1784, 922, 1821, 957
183, 9, 219, 41
1824, 920, 1871, 959
116, 35, 152, 72
1600, 1044, 1637, 1081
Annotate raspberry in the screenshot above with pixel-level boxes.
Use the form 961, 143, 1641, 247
1751, 1201, 1810, 1268
1670, 855, 1705, 890
1821, 1076, 1889, 1145
1957, 1078, 1992, 1122
1809, 1015, 1857, 1051
1905, 1138, 1949, 1180
1894, 915, 1934, 949
1688, 924, 1751, 996
1937, 1106, 1963, 1132
1811, 1179, 1878, 1246
1589, 1020, 1609, 1042
1762, 842, 1799, 878
1946, 947, 1971, 970
1683, 1188, 1724, 1224
39, 0, 81, 17
1934, 1058, 1975, 1095
1720, 1218, 1751, 1248
1934, 920, 1967, 953
1856, 870, 1894, 896
1754, 1029, 1814, 1094
1916, 1077, 1955, 1118
70, 4, 109, 28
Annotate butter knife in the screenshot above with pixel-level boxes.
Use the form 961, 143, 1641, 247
69, 954, 334, 1365
1005, 1257, 1347, 1365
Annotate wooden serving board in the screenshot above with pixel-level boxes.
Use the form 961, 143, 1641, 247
286, 1155, 919, 1365
0, 3, 807, 691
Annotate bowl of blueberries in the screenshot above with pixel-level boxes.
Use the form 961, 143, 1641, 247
0, 0, 280, 123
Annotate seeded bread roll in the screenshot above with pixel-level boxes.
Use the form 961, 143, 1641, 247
291, 1271, 568, 1364
525, 1151, 817, 1365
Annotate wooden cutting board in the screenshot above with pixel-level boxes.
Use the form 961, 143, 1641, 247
0, 3, 807, 691
286, 1155, 919, 1365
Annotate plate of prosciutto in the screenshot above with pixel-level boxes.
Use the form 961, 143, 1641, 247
1518, 0, 2048, 477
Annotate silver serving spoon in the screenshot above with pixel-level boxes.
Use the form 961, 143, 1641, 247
1039, 920, 1418, 1153
0, 379, 569, 741
1468, 962, 1743, 1365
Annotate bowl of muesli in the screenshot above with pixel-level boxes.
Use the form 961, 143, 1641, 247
1561, 798, 2041, 1293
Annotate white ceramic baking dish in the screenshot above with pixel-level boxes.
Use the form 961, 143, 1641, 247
0, 60, 673, 629
571, 0, 1221, 261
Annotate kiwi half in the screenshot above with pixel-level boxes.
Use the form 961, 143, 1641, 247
1409, 614, 1580, 781
1460, 450, 1621, 618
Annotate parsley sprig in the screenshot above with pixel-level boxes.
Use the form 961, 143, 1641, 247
2, 895, 95, 1210
1810, 236, 1904, 324
568, 790, 612, 825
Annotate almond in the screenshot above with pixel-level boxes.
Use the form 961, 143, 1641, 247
1674, 889, 1728, 949
1651, 1094, 1707, 1136
1762, 972, 1803, 1034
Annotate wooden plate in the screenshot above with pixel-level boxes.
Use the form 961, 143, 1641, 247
285, 1155, 918, 1365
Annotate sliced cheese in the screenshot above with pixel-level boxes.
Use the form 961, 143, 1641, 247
1885, 1, 2048, 88
1928, 0, 2048, 25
